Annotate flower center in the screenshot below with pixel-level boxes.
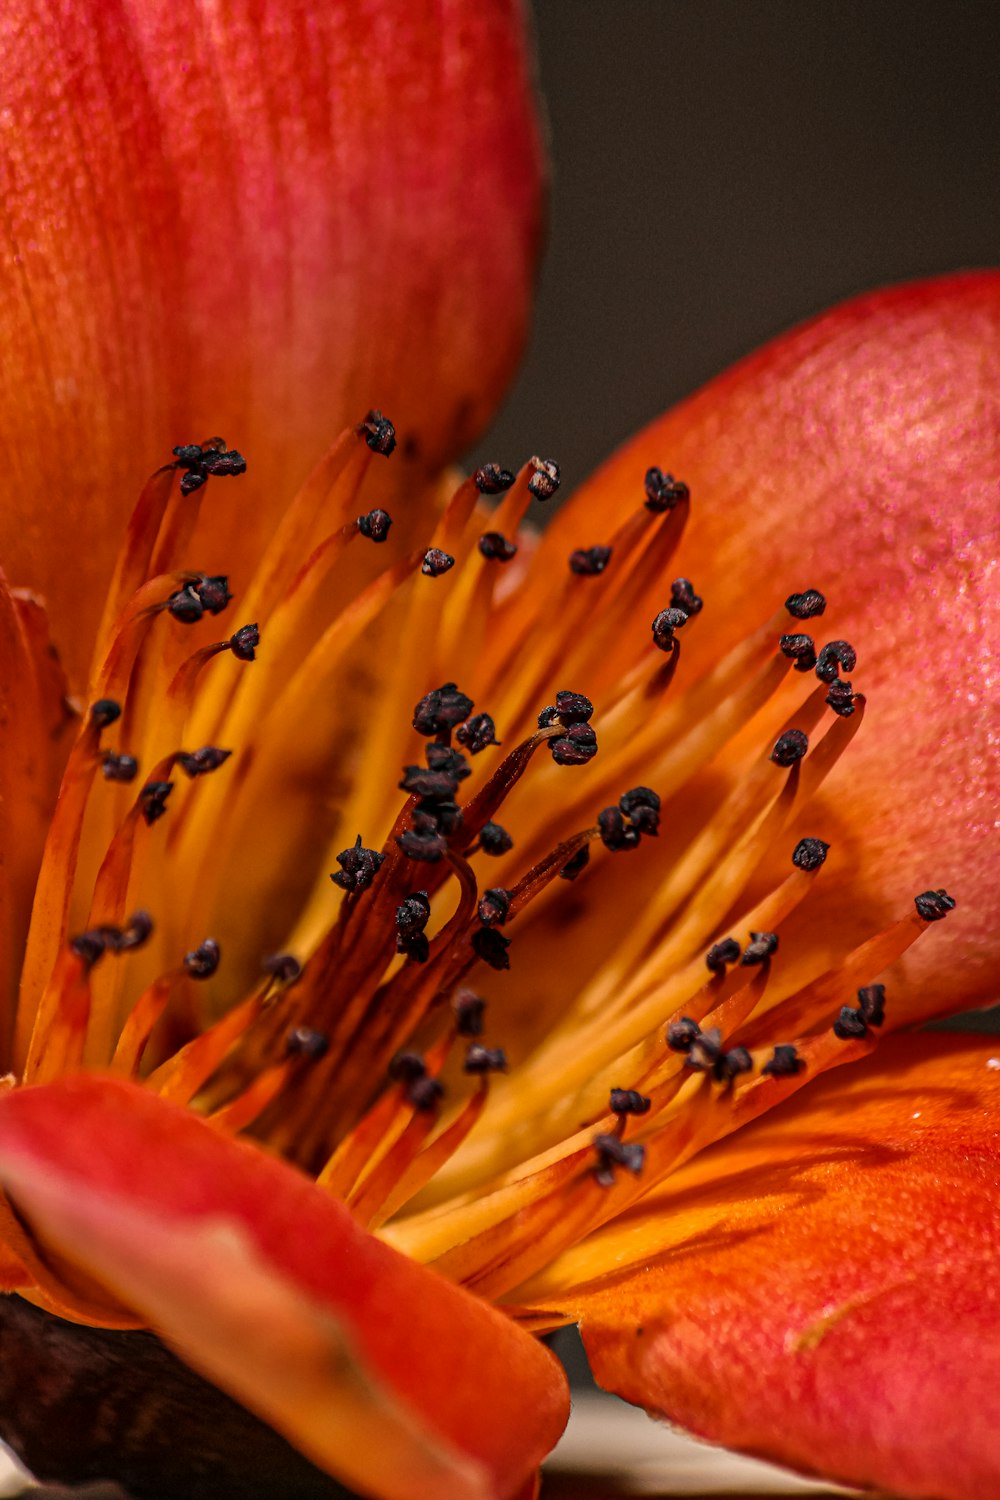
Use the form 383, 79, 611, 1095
10, 415, 955, 1326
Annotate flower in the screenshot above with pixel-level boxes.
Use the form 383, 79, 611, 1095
0, 4, 998, 1500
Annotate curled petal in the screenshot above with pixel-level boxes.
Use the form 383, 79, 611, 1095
0, 1075, 568, 1500
555, 272, 1000, 1020
530, 1034, 1000, 1500
0, 0, 545, 683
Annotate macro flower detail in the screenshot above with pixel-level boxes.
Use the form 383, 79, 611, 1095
0, 4, 998, 1500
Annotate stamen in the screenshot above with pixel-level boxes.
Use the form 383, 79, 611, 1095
779, 632, 818, 672
464, 1045, 508, 1075
357, 409, 397, 456
228, 623, 260, 661
331, 836, 386, 894
421, 548, 455, 577
815, 639, 857, 682
651, 606, 688, 651
478, 821, 514, 857
528, 457, 561, 501
593, 1133, 646, 1187
101, 752, 139, 783
475, 464, 516, 494
456, 714, 501, 754
609, 1088, 651, 1116
184, 939, 221, 979
915, 889, 956, 920
357, 508, 393, 543
785, 588, 827, 619
478, 533, 518, 563
472, 928, 511, 971
454, 990, 487, 1036
668, 577, 703, 615
643, 468, 690, 513
177, 747, 232, 778
569, 546, 612, 576
741, 931, 779, 965
833, 1006, 868, 1040
857, 983, 887, 1026
792, 836, 830, 871
761, 1043, 805, 1077
770, 728, 809, 766
705, 938, 741, 973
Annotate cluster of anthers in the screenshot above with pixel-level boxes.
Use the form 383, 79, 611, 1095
13, 410, 955, 1319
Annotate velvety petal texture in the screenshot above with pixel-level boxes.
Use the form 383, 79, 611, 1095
0, 1075, 569, 1500
0, 0, 544, 682
547, 272, 1000, 1023
544, 1034, 1000, 1500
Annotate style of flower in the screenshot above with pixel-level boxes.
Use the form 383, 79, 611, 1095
0, 4, 997, 1500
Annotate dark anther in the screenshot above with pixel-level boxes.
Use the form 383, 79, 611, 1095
475, 463, 516, 494
857, 983, 887, 1027
413, 682, 474, 737
815, 639, 857, 684
197, 576, 232, 615
285, 1027, 329, 1059
593, 1132, 646, 1187
779, 632, 818, 672
554, 690, 594, 726
705, 938, 741, 973
762, 1043, 805, 1077
549, 723, 598, 766
651, 606, 688, 651
643, 468, 690, 513
771, 729, 809, 767
528, 456, 560, 500
331, 835, 386, 893
609, 1088, 651, 1116
785, 589, 827, 620
101, 751, 139, 783
357, 508, 393, 543
425, 743, 471, 780
178, 746, 232, 778
792, 836, 830, 871
184, 938, 221, 979
91, 699, 122, 730
598, 806, 641, 852
666, 1016, 701, 1052
472, 926, 511, 970
397, 823, 447, 862
116, 911, 154, 951
172, 442, 247, 496
569, 545, 612, 576
825, 680, 857, 717
396, 892, 431, 961
167, 586, 204, 624
479, 821, 513, 856
559, 844, 590, 880
408, 1075, 444, 1111
686, 1026, 723, 1072
400, 765, 460, 799
915, 889, 956, 921
478, 532, 518, 562
453, 989, 487, 1036
464, 1044, 508, 1075
619, 786, 660, 836
419, 797, 463, 837
537, 705, 559, 728
358, 409, 397, 456
478, 888, 512, 926
833, 1005, 868, 1040
229, 623, 260, 661
70, 930, 107, 970
715, 1046, 753, 1084
264, 953, 302, 984
741, 930, 779, 965
396, 891, 432, 937
421, 548, 455, 577
389, 1052, 428, 1083
669, 577, 703, 615
139, 780, 173, 825
457, 713, 501, 754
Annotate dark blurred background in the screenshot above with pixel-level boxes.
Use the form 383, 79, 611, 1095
471, 0, 999, 489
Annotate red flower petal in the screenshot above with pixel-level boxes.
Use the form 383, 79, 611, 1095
552, 1033, 1000, 1500
556, 272, 1000, 1021
0, 1075, 568, 1500
0, 0, 544, 683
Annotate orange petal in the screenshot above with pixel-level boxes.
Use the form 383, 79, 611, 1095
543, 1033, 1000, 1500
0, 1075, 568, 1500
552, 272, 1000, 1021
0, 0, 544, 685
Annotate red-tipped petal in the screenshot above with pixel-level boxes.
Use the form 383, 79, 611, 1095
0, 0, 544, 684
553, 1034, 1000, 1500
558, 271, 1000, 1020
0, 1075, 568, 1500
